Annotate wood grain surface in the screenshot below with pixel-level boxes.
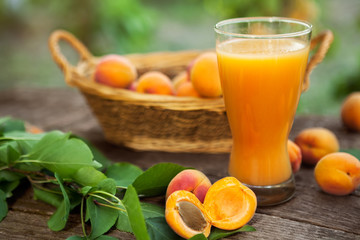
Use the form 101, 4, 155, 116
0, 88, 359, 239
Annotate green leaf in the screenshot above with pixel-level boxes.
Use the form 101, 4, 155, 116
189, 234, 208, 240
132, 163, 187, 197
48, 200, 69, 231
123, 185, 150, 240
0, 117, 25, 134
87, 196, 119, 239
116, 210, 132, 233
0, 131, 45, 155
29, 131, 101, 178
81, 186, 94, 196
0, 117, 11, 126
341, 149, 360, 159
0, 143, 21, 165
33, 187, 63, 208
47, 173, 70, 231
0, 189, 8, 222
72, 166, 107, 187
95, 236, 119, 240
106, 162, 143, 188
2, 131, 44, 141
97, 178, 117, 195
208, 225, 256, 240
0, 170, 23, 182
0, 180, 20, 198
141, 202, 165, 219
66, 236, 86, 240
72, 135, 112, 171
145, 217, 182, 240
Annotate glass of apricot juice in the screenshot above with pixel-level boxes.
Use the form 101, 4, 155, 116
215, 17, 312, 206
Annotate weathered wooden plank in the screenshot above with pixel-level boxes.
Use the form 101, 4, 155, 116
241, 213, 359, 240
259, 168, 360, 235
7, 168, 359, 238
0, 210, 135, 240
1, 207, 358, 240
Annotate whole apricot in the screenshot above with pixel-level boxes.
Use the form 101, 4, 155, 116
94, 54, 137, 88
314, 152, 360, 196
136, 71, 174, 95
189, 52, 222, 98
288, 139, 302, 173
172, 71, 189, 91
176, 81, 200, 97
166, 169, 211, 203
25, 123, 43, 134
341, 92, 360, 132
294, 127, 340, 165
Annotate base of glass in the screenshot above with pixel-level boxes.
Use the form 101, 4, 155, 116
244, 175, 296, 207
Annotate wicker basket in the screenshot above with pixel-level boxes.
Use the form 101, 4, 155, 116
49, 30, 333, 153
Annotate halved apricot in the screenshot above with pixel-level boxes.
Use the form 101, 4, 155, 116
204, 177, 257, 230
165, 190, 211, 239
165, 177, 257, 239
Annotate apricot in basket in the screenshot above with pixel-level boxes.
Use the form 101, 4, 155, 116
94, 54, 137, 88
189, 52, 222, 98
172, 71, 189, 91
136, 71, 174, 95
165, 177, 257, 239
176, 81, 200, 97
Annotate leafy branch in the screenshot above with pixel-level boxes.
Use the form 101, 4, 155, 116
0, 117, 255, 239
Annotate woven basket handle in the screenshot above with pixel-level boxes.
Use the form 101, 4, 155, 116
48, 30, 93, 85
302, 30, 334, 92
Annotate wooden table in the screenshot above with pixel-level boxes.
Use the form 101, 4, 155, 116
0, 88, 359, 240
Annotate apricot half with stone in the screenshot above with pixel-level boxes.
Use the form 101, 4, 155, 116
165, 177, 257, 239
165, 190, 211, 239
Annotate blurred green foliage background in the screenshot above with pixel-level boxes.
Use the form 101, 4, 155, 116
0, 0, 359, 115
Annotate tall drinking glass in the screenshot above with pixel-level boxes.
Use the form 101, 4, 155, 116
215, 17, 312, 206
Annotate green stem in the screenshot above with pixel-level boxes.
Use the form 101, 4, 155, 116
28, 178, 56, 184
14, 159, 95, 166
32, 183, 63, 195
89, 193, 125, 209
95, 201, 126, 212
80, 197, 87, 238
13, 159, 41, 164
20, 154, 30, 159
91, 190, 123, 205
116, 186, 127, 190
0, 165, 9, 171
6, 167, 46, 177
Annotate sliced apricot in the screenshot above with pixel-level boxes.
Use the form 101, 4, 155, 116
204, 177, 257, 230
165, 190, 211, 239
165, 177, 257, 239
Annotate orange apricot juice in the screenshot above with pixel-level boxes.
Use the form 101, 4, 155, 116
217, 39, 310, 186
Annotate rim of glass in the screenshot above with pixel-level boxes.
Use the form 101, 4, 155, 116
214, 17, 312, 39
